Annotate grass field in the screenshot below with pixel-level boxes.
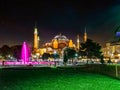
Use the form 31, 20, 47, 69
0, 67, 120, 90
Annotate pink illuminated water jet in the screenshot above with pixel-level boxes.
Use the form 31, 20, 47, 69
0, 42, 55, 66
21, 42, 30, 64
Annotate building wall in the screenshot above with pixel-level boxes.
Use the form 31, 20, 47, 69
102, 42, 120, 62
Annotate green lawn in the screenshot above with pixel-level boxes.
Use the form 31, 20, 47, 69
0, 67, 120, 90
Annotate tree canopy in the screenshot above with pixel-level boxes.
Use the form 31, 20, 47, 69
42, 53, 50, 60
79, 39, 102, 59
63, 47, 76, 64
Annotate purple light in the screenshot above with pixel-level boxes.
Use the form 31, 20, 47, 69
21, 42, 29, 64
116, 32, 120, 37
0, 61, 55, 65
0, 42, 56, 66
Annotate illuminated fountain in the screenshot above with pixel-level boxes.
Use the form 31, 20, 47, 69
0, 42, 55, 66
21, 42, 30, 64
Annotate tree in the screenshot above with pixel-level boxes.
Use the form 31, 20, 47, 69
63, 47, 76, 64
80, 39, 102, 63
50, 53, 59, 59
63, 50, 68, 66
107, 58, 112, 64
42, 53, 50, 60
100, 55, 104, 64
11, 45, 22, 61
1, 45, 12, 59
67, 48, 76, 64
63, 47, 69, 65
63, 54, 68, 66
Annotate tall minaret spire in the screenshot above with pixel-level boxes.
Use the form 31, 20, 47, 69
77, 34, 80, 50
84, 27, 87, 42
37, 36, 40, 48
59, 32, 62, 36
34, 23, 38, 50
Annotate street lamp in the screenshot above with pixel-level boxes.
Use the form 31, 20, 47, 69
74, 53, 78, 65
53, 51, 57, 66
75, 53, 78, 57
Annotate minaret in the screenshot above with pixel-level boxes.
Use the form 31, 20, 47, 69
37, 36, 40, 48
59, 32, 62, 36
77, 35, 80, 50
34, 25, 38, 49
84, 27, 87, 42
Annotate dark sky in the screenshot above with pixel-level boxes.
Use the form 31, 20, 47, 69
0, 0, 120, 47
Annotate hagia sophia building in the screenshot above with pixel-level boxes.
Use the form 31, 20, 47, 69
31, 25, 120, 62
32, 26, 87, 59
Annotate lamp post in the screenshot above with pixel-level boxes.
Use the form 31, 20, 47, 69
75, 53, 78, 65
53, 51, 57, 67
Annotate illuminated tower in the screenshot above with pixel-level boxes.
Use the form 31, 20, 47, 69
69, 39, 73, 48
53, 39, 58, 49
84, 27, 87, 42
77, 35, 80, 50
38, 36, 40, 48
34, 26, 38, 49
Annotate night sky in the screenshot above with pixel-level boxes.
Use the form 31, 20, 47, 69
0, 0, 120, 47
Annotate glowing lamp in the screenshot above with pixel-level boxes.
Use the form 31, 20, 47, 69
116, 32, 120, 37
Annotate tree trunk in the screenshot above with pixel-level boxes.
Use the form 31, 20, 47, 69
86, 59, 88, 64
64, 62, 67, 66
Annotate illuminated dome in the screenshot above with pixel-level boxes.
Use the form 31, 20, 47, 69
53, 34, 69, 41
52, 34, 69, 49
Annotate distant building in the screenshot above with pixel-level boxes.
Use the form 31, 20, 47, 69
32, 26, 88, 59
102, 27, 120, 62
